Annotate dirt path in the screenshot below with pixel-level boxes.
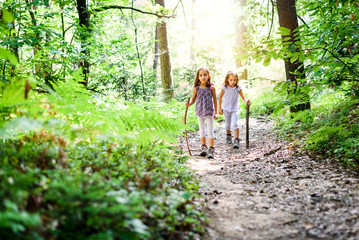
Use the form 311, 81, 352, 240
183, 117, 359, 240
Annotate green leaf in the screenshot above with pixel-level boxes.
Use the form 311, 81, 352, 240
0, 48, 19, 65
1, 9, 14, 23
263, 57, 271, 67
277, 27, 291, 36
288, 44, 297, 53
273, 103, 284, 114
290, 55, 298, 63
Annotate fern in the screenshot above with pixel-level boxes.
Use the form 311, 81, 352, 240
0, 72, 186, 145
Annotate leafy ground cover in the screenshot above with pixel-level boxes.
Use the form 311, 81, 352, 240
0, 78, 206, 240
0, 140, 205, 239
271, 91, 359, 169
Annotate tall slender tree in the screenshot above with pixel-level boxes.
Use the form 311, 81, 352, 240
190, 0, 196, 67
276, 0, 310, 112
76, 0, 91, 88
153, 26, 159, 78
155, 0, 174, 100
25, 0, 41, 76
235, 0, 248, 83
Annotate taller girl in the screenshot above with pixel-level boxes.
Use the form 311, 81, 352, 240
186, 67, 218, 159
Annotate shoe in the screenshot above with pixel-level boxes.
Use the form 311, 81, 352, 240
226, 134, 232, 144
208, 147, 214, 159
233, 138, 240, 149
200, 145, 207, 157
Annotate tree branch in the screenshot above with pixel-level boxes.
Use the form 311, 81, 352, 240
267, 0, 275, 40
297, 15, 309, 28
304, 47, 359, 79
93, 5, 175, 18
320, 47, 359, 78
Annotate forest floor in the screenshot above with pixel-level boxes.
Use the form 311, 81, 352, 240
181, 117, 359, 240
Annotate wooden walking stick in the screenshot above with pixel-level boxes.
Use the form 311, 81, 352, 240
246, 101, 250, 149
184, 97, 192, 157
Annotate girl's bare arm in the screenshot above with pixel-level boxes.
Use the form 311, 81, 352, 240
186, 87, 197, 107
218, 89, 225, 115
212, 87, 218, 120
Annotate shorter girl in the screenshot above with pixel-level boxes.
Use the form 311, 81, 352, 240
186, 67, 218, 159
218, 70, 251, 149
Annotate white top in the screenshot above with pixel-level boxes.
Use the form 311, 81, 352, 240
221, 85, 241, 112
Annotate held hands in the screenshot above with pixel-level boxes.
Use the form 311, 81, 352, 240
246, 100, 251, 106
219, 108, 223, 115
213, 114, 218, 120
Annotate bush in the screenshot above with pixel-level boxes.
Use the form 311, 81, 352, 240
273, 91, 359, 169
0, 139, 205, 239
0, 78, 206, 239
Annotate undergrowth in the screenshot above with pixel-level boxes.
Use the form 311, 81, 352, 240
0, 75, 206, 239
272, 91, 359, 169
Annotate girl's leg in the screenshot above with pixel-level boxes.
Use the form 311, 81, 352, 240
206, 116, 215, 158
234, 128, 239, 139
209, 138, 214, 148
231, 111, 240, 149
198, 116, 208, 156
231, 111, 239, 138
197, 116, 206, 144
205, 116, 215, 148
223, 111, 233, 144
223, 111, 232, 134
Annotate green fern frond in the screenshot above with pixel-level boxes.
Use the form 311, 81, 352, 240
1, 73, 186, 145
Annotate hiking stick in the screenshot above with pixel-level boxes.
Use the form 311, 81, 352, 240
184, 97, 192, 157
246, 102, 250, 149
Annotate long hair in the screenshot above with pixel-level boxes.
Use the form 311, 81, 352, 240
223, 70, 239, 88
194, 67, 211, 88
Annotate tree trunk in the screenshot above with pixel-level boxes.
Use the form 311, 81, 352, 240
235, 0, 248, 84
25, 0, 41, 76
190, 0, 196, 67
276, 0, 310, 112
76, 0, 90, 88
155, 0, 174, 100
153, 26, 159, 78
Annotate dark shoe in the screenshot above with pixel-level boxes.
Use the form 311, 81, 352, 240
200, 145, 207, 157
208, 147, 214, 159
233, 138, 240, 149
226, 134, 232, 144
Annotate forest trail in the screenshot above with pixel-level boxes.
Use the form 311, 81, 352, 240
182, 118, 359, 240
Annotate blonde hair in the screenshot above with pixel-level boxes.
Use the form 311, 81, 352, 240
223, 70, 239, 88
194, 67, 211, 88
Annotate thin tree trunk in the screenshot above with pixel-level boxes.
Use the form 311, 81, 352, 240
235, 0, 248, 83
44, 0, 53, 86
153, 25, 159, 78
131, 0, 146, 98
76, 0, 90, 88
25, 0, 41, 76
60, 1, 66, 81
190, 0, 196, 67
155, 0, 174, 100
276, 0, 310, 112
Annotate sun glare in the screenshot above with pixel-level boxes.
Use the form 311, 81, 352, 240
167, 0, 238, 81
